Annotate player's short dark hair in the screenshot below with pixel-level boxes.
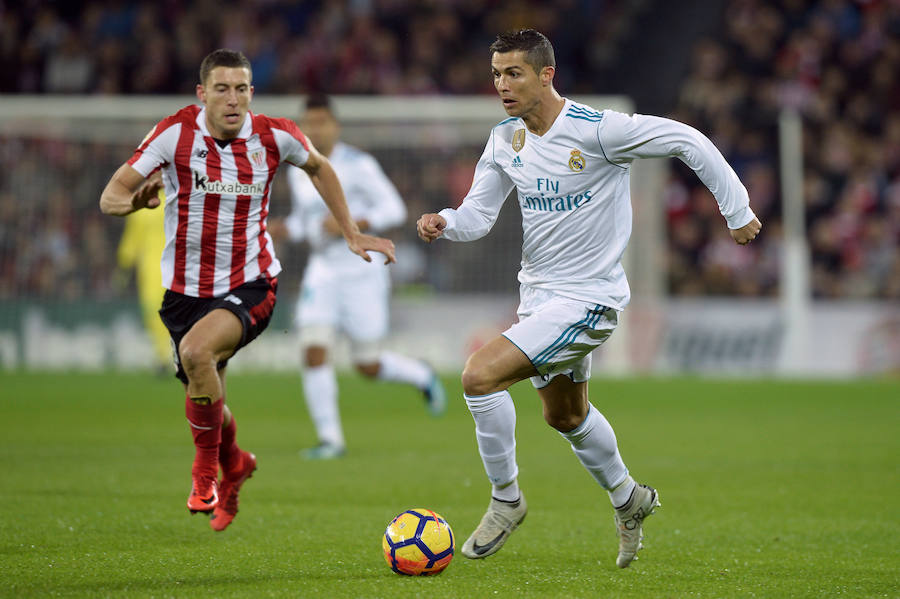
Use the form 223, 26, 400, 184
304, 92, 334, 114
199, 49, 252, 85
489, 29, 556, 74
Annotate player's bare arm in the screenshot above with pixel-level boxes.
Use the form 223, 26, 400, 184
100, 165, 162, 216
416, 213, 446, 243
322, 215, 370, 236
301, 147, 396, 264
730, 216, 762, 245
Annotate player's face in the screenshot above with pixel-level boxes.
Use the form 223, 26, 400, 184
300, 108, 340, 156
492, 51, 545, 117
196, 66, 253, 139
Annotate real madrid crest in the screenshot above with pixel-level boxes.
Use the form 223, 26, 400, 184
568, 149, 586, 172
512, 128, 526, 152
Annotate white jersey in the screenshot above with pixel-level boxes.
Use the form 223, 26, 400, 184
438, 99, 755, 309
285, 141, 406, 273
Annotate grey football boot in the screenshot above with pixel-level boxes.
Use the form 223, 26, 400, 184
461, 493, 528, 559
614, 483, 660, 568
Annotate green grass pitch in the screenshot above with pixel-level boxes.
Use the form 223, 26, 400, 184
1, 372, 897, 598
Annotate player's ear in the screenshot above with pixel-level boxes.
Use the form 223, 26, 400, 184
196, 83, 206, 103
540, 66, 554, 87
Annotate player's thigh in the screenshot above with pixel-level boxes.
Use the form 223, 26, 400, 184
296, 272, 339, 332
339, 271, 389, 342
179, 308, 243, 363
462, 335, 538, 395
505, 289, 617, 389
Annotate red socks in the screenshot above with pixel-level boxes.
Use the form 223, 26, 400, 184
219, 414, 242, 474
185, 395, 223, 480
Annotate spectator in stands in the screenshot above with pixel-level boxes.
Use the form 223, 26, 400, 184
0, 0, 896, 301
669, 0, 899, 299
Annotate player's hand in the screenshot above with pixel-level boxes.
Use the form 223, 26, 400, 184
730, 216, 761, 245
131, 171, 163, 210
346, 232, 396, 265
417, 213, 446, 243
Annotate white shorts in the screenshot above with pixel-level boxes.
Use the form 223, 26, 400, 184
295, 258, 390, 346
502, 285, 618, 389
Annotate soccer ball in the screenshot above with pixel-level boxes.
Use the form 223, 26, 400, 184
382, 508, 454, 576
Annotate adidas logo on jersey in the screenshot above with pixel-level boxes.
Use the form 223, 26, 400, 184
511, 155, 524, 168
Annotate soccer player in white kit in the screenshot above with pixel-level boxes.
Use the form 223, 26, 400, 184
280, 95, 447, 460
417, 30, 761, 568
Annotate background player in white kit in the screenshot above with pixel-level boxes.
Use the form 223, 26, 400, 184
418, 30, 761, 568
275, 94, 446, 460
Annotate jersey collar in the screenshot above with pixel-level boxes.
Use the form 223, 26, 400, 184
526, 98, 570, 139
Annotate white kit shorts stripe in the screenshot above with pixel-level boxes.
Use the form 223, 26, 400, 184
502, 286, 618, 389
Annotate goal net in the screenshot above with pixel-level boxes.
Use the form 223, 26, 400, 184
0, 94, 657, 372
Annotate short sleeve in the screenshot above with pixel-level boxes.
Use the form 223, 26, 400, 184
269, 117, 311, 167
127, 121, 180, 176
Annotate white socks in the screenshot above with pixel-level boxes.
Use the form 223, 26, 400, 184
493, 479, 521, 502
609, 475, 637, 509
302, 364, 344, 448
465, 392, 633, 508
465, 391, 519, 492
303, 352, 431, 449
558, 403, 631, 506
376, 351, 433, 389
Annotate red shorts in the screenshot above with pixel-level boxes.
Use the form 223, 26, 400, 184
158, 277, 278, 384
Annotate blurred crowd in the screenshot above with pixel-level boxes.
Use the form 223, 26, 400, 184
0, 0, 635, 95
0, 0, 897, 302
666, 0, 900, 298
0, 137, 124, 300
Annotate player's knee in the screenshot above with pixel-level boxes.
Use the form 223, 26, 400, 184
543, 409, 584, 432
461, 360, 498, 396
543, 400, 588, 432
304, 346, 327, 367
355, 362, 380, 378
179, 340, 214, 375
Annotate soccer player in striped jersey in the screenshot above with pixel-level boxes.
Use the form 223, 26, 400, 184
100, 49, 395, 531
271, 94, 446, 460
417, 30, 761, 567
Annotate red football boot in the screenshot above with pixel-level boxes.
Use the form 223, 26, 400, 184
210, 451, 257, 531
187, 475, 219, 514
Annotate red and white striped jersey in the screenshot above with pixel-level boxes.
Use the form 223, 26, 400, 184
128, 104, 310, 298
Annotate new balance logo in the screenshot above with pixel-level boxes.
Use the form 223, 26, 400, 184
225, 294, 242, 305
194, 149, 208, 158
511, 155, 524, 168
